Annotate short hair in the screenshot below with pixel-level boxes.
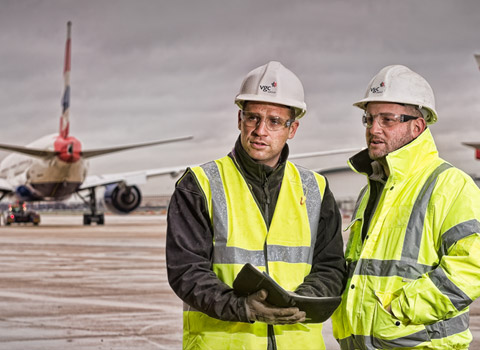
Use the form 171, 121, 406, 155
404, 104, 424, 119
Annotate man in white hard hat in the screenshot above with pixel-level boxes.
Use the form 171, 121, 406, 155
332, 65, 480, 349
166, 61, 346, 350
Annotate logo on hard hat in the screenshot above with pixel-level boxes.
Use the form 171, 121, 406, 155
370, 81, 385, 94
259, 81, 278, 94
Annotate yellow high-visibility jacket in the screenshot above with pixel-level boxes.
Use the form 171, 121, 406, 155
183, 155, 327, 350
332, 129, 480, 349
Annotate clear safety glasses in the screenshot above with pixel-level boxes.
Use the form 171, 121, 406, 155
362, 112, 419, 129
241, 111, 294, 131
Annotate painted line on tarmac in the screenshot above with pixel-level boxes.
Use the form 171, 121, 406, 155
0, 291, 178, 312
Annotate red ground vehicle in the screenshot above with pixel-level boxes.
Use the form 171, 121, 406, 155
3, 203, 40, 226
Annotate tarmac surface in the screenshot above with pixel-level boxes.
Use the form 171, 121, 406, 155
1, 214, 480, 350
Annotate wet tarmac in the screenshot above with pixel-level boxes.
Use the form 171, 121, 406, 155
0, 214, 479, 350
0, 214, 180, 350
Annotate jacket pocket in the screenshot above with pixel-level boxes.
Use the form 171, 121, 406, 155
371, 298, 431, 349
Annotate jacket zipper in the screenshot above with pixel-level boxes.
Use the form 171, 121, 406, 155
232, 154, 277, 350
263, 175, 277, 350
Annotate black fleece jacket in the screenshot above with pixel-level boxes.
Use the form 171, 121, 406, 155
166, 137, 346, 322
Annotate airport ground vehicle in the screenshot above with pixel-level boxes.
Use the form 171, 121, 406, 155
3, 203, 40, 226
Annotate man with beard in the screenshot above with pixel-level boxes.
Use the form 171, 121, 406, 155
332, 65, 480, 350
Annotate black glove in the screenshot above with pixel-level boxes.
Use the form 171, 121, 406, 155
245, 289, 306, 324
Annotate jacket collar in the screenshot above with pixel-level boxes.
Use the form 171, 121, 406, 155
349, 128, 439, 183
231, 136, 289, 179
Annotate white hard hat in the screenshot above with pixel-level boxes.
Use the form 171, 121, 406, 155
235, 61, 307, 119
354, 65, 438, 124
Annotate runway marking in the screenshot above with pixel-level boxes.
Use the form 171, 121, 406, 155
0, 291, 179, 312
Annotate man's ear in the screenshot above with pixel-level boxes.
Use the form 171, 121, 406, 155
288, 121, 300, 140
412, 117, 427, 137
238, 110, 242, 131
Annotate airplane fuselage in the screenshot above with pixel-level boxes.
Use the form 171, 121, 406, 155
0, 134, 88, 201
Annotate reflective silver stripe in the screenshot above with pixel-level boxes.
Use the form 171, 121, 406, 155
201, 161, 229, 249
352, 185, 368, 220
338, 313, 469, 349
440, 219, 480, 257
357, 258, 433, 280
346, 260, 357, 279
401, 163, 452, 263
338, 336, 359, 350
267, 245, 312, 263
426, 312, 469, 339
429, 267, 472, 311
213, 246, 264, 265
213, 245, 313, 264
202, 161, 253, 265
339, 334, 397, 350
371, 328, 430, 349
297, 165, 321, 264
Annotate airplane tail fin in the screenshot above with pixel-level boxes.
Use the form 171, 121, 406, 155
59, 21, 72, 139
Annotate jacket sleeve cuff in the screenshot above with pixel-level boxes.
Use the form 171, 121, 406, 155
241, 296, 255, 323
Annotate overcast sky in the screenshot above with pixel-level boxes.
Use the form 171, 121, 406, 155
0, 0, 479, 196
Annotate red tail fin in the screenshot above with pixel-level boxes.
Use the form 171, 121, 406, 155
59, 21, 71, 139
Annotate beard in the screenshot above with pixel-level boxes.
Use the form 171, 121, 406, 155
367, 132, 415, 160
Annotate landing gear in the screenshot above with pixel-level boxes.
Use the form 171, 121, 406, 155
83, 212, 104, 225
78, 188, 104, 225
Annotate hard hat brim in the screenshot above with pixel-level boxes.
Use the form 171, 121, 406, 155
235, 94, 306, 119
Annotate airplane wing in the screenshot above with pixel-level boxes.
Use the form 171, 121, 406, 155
289, 147, 363, 160
81, 136, 193, 158
0, 136, 193, 160
0, 143, 57, 158
0, 178, 14, 193
78, 165, 189, 190
78, 147, 362, 191
462, 142, 480, 160
462, 142, 480, 149
316, 166, 354, 175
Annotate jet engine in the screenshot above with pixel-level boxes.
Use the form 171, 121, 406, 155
103, 183, 142, 214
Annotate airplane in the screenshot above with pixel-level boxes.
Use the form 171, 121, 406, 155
0, 21, 192, 225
